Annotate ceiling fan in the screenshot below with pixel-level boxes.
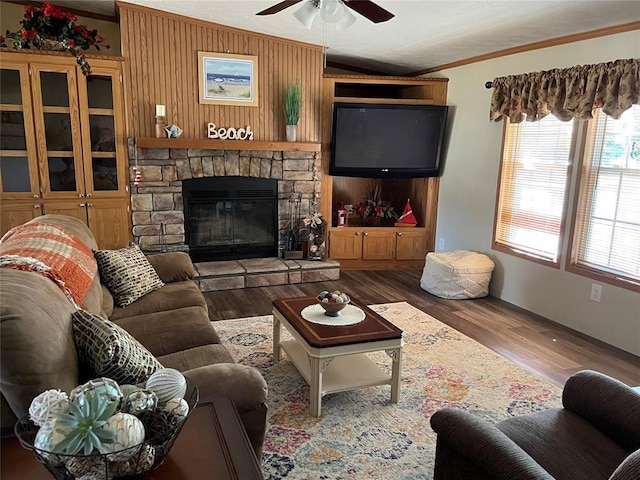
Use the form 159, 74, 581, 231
256, 0, 395, 24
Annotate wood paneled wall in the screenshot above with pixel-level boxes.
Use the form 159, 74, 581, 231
119, 3, 324, 142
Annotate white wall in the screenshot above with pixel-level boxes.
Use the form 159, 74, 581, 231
434, 30, 640, 356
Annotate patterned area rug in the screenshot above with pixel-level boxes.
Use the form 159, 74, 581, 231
214, 301, 563, 480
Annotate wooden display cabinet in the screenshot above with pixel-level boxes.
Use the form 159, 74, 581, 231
321, 74, 447, 269
0, 51, 131, 248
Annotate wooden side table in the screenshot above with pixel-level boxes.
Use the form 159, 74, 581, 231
1, 395, 263, 480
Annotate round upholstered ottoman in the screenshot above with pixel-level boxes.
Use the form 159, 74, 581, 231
420, 250, 495, 299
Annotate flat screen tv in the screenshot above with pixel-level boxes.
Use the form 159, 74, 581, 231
329, 102, 448, 178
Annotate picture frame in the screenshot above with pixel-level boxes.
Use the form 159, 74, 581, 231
197, 51, 259, 106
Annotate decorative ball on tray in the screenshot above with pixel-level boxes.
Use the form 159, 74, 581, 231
15, 369, 198, 480
317, 290, 351, 317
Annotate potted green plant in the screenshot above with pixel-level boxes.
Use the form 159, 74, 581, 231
284, 80, 302, 142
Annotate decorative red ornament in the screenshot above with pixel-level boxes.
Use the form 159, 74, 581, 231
395, 199, 417, 227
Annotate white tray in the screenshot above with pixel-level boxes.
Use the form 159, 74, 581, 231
301, 304, 366, 326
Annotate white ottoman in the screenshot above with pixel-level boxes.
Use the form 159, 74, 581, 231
420, 250, 495, 299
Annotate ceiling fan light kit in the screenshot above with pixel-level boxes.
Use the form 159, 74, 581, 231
335, 8, 356, 30
260, 0, 393, 29
293, 1, 320, 29
320, 0, 344, 23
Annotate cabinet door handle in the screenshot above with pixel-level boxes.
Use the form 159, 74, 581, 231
34, 204, 40, 209
79, 193, 85, 198
87, 203, 93, 207
80, 203, 86, 207
86, 193, 92, 198
397, 232, 403, 236
354, 231, 360, 236
33, 194, 39, 198
363, 232, 368, 236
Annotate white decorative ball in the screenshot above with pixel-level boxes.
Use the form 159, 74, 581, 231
145, 369, 186, 405
34, 419, 70, 465
163, 397, 189, 419
29, 389, 69, 427
98, 412, 145, 461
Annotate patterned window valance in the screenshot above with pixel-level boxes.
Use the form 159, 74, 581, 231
489, 58, 639, 123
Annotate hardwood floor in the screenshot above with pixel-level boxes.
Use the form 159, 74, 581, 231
204, 270, 640, 388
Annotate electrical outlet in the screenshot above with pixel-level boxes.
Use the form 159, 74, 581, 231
590, 283, 602, 303
438, 238, 445, 250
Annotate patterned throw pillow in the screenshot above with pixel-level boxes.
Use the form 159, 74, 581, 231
94, 243, 164, 307
72, 309, 163, 384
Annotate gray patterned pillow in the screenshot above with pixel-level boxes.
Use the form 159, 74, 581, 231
94, 243, 164, 307
72, 309, 163, 384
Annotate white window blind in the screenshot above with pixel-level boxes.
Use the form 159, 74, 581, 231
572, 105, 640, 284
494, 116, 575, 264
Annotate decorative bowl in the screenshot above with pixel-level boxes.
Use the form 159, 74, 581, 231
14, 380, 199, 480
317, 291, 350, 317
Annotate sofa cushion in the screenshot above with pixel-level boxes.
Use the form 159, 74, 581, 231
112, 306, 219, 357
109, 281, 207, 321
100, 283, 114, 318
94, 244, 164, 307
146, 252, 196, 283
72, 309, 163, 384
159, 344, 236, 371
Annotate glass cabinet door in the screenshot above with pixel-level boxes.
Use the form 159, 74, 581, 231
0, 62, 41, 199
31, 64, 85, 199
78, 64, 127, 197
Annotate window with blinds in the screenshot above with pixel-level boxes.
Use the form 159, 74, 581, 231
569, 105, 640, 286
493, 116, 576, 265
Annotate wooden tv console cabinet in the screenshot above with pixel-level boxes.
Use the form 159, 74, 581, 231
321, 75, 448, 270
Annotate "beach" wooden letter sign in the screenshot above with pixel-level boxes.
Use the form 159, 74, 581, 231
207, 122, 254, 140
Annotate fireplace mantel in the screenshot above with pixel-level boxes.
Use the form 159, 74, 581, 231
135, 137, 321, 152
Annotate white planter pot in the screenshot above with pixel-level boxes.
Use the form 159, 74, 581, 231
286, 124, 297, 142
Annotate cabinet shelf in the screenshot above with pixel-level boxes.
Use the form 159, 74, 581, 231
333, 97, 439, 105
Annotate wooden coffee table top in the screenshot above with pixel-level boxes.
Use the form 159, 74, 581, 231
273, 295, 403, 348
1, 395, 263, 480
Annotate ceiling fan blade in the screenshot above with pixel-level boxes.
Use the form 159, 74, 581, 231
256, 0, 303, 16
344, 0, 394, 23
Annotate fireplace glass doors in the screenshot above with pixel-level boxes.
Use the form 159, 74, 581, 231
183, 177, 278, 262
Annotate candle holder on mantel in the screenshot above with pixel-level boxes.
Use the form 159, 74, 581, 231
155, 115, 167, 138
155, 104, 167, 138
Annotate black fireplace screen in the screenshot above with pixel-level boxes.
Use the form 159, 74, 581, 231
183, 177, 278, 262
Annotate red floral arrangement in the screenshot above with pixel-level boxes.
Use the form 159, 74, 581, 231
1, 3, 110, 75
355, 185, 396, 221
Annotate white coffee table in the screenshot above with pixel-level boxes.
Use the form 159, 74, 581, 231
272, 296, 403, 417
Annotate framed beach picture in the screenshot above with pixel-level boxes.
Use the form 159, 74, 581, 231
198, 51, 259, 106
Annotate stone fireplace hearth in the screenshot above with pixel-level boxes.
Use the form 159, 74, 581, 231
128, 141, 322, 258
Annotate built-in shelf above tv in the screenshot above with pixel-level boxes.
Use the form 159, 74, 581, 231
135, 137, 321, 152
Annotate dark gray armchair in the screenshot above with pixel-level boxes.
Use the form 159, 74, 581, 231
430, 370, 640, 479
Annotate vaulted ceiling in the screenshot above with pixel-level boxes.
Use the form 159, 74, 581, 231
47, 1, 640, 75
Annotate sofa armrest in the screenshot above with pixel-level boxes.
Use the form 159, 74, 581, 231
183, 364, 267, 414
609, 449, 640, 480
183, 364, 268, 458
146, 252, 196, 283
562, 370, 640, 452
430, 408, 554, 480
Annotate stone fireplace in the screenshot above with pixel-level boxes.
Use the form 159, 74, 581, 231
128, 141, 321, 260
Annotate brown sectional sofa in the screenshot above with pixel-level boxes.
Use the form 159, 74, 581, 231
0, 214, 268, 457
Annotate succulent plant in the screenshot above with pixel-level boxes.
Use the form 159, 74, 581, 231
52, 390, 118, 455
